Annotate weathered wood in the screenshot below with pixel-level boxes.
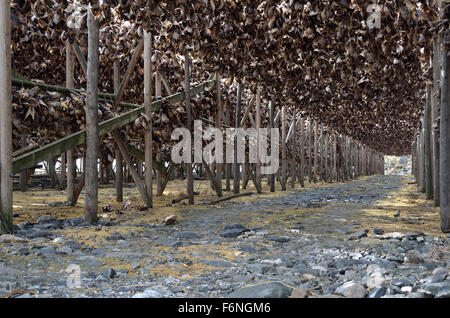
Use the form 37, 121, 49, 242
255, 86, 262, 191
72, 41, 87, 75
290, 112, 297, 188
208, 192, 253, 205
215, 71, 223, 197
269, 101, 275, 192
240, 94, 255, 127
113, 38, 144, 111
440, 42, 450, 233
281, 107, 287, 190
234, 82, 242, 194
12, 79, 215, 174
299, 116, 305, 187
155, 71, 163, 196
172, 192, 201, 204
225, 100, 231, 191
308, 119, 313, 183
60, 152, 66, 189
0, 1, 12, 233
113, 130, 149, 204
185, 52, 194, 204
19, 137, 28, 192
313, 120, 319, 183
420, 120, 426, 193
84, 11, 100, 224
144, 31, 153, 209
425, 82, 433, 200
114, 59, 123, 202
432, 37, 441, 206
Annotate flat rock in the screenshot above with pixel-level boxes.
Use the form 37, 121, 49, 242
346, 229, 369, 241
368, 286, 387, 298
227, 281, 292, 298
406, 250, 425, 264
220, 227, 249, 238
132, 288, 173, 298
335, 281, 367, 298
0, 234, 28, 243
265, 235, 290, 243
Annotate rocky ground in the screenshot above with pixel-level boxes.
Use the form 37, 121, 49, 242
0, 175, 448, 298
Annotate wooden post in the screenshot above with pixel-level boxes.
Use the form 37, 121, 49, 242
319, 125, 324, 181
66, 40, 76, 206
432, 37, 441, 206
269, 101, 275, 192
215, 71, 223, 197
114, 59, 123, 202
234, 81, 242, 194
144, 30, 153, 209
155, 71, 163, 196
0, 0, 12, 234
313, 120, 318, 183
225, 100, 231, 191
185, 52, 194, 204
280, 107, 287, 190
299, 116, 305, 187
290, 112, 297, 188
60, 152, 66, 189
255, 86, 262, 192
420, 120, 426, 193
84, 10, 100, 224
19, 137, 28, 192
425, 82, 433, 200
308, 119, 313, 183
323, 130, 329, 182
440, 41, 450, 233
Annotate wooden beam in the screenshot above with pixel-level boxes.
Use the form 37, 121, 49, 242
114, 59, 123, 202
234, 81, 242, 194
72, 41, 88, 75
255, 86, 261, 190
185, 52, 194, 204
155, 71, 163, 196
440, 42, 450, 233
281, 106, 287, 190
269, 101, 275, 192
240, 94, 256, 127
215, 71, 223, 198
425, 82, 433, 200
113, 38, 144, 111
0, 0, 12, 234
12, 79, 215, 174
432, 37, 441, 206
84, 10, 99, 224
144, 31, 153, 209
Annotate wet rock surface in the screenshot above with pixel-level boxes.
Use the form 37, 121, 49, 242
0, 175, 448, 298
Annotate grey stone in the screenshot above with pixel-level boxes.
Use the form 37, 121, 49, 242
373, 227, 384, 235
220, 228, 249, 238
37, 246, 56, 256
265, 235, 290, 243
56, 245, 72, 255
406, 250, 425, 264
227, 281, 292, 298
335, 281, 367, 298
176, 232, 201, 240
420, 281, 450, 296
37, 215, 55, 223
132, 287, 173, 298
368, 286, 386, 298
66, 241, 81, 250
347, 229, 369, 241
102, 268, 117, 279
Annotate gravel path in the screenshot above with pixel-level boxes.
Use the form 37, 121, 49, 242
1, 175, 448, 298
